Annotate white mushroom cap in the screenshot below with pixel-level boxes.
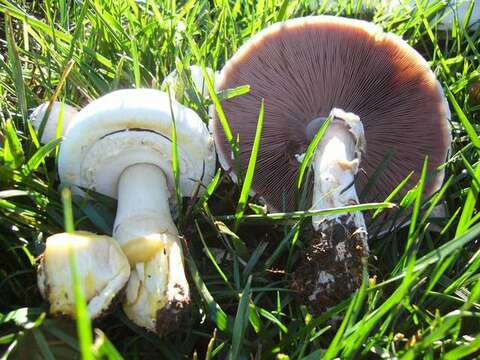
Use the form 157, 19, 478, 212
30, 101, 79, 144
162, 65, 218, 100
58, 89, 216, 201
37, 231, 130, 319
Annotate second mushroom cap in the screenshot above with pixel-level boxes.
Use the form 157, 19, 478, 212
212, 16, 450, 213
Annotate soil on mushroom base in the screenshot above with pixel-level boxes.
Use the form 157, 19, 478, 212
292, 216, 367, 314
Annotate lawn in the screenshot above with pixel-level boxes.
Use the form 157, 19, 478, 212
0, 0, 480, 359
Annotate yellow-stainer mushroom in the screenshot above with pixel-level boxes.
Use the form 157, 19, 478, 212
211, 16, 451, 314
53, 88, 215, 334
33, 103, 131, 321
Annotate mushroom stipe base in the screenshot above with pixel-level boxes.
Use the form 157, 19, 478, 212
292, 217, 367, 314
155, 291, 191, 336
37, 231, 131, 320
39, 278, 128, 321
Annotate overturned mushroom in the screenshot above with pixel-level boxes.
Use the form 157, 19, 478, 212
212, 16, 450, 312
30, 101, 79, 143
57, 89, 215, 333
37, 231, 130, 319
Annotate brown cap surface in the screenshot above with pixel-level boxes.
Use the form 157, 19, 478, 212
212, 16, 450, 212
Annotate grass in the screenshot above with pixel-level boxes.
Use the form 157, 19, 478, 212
0, 0, 480, 358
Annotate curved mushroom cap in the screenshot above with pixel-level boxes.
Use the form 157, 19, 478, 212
58, 89, 216, 200
212, 16, 451, 212
30, 101, 79, 144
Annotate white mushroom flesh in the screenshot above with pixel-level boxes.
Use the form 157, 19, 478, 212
304, 108, 369, 303
37, 231, 130, 319
113, 163, 177, 263
312, 108, 367, 250
122, 232, 190, 333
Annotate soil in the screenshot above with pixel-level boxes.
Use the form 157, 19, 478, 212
155, 284, 191, 336
292, 215, 368, 314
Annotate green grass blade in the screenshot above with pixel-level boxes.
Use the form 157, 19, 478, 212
296, 114, 332, 190
455, 159, 480, 236
167, 92, 182, 221
195, 168, 221, 212
185, 255, 229, 332
5, 15, 28, 129
195, 220, 232, 288
444, 333, 480, 360
322, 290, 357, 360
23, 138, 62, 175
378, 221, 480, 286
404, 156, 428, 254
194, 52, 240, 172
228, 275, 252, 360
92, 329, 124, 360
234, 99, 264, 229
372, 171, 414, 219
216, 85, 250, 101
3, 119, 25, 169
445, 86, 480, 151
32, 329, 55, 360
62, 188, 94, 360
221, 202, 395, 224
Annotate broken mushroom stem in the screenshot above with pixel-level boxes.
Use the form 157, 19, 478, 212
294, 108, 369, 313
37, 231, 130, 320
312, 108, 367, 234
113, 163, 191, 325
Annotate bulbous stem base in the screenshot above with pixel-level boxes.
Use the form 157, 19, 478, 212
114, 164, 190, 333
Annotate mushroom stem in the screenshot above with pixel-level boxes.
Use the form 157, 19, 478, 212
37, 231, 130, 320
294, 108, 368, 313
113, 163, 190, 333
312, 108, 366, 233
114, 163, 178, 264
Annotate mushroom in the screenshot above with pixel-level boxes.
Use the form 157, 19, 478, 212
30, 101, 79, 143
161, 65, 218, 101
37, 231, 130, 319
211, 16, 450, 312
57, 88, 216, 333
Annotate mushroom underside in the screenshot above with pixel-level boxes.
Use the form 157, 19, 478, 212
212, 16, 450, 313
213, 17, 450, 214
